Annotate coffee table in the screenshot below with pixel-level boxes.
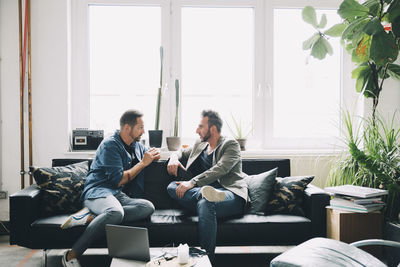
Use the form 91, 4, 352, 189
110, 247, 212, 267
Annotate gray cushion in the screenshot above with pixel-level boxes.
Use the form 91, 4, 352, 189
245, 168, 278, 214
270, 237, 386, 267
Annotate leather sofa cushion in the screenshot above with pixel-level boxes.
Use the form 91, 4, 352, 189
30, 210, 311, 248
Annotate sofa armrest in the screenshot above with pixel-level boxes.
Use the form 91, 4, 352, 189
9, 184, 41, 247
303, 184, 330, 238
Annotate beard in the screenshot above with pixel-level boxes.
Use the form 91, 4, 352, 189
201, 129, 211, 142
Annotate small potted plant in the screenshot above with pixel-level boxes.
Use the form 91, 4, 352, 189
149, 46, 163, 148
166, 79, 181, 151
226, 114, 252, 151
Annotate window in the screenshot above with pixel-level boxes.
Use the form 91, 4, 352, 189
272, 8, 341, 140
89, 5, 161, 135
71, 0, 354, 150
181, 7, 253, 138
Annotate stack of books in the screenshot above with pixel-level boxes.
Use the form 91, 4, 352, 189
324, 185, 388, 213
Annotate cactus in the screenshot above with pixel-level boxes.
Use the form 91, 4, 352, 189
154, 46, 163, 130
174, 79, 179, 137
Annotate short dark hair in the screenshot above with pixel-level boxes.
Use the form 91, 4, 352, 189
120, 109, 143, 128
202, 110, 223, 133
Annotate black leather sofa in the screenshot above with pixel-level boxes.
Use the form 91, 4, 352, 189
10, 158, 330, 252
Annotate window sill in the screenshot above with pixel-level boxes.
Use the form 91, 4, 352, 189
64, 148, 342, 160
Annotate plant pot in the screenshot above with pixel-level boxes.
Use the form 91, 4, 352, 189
148, 130, 163, 148
384, 221, 400, 266
236, 138, 247, 151
166, 136, 181, 151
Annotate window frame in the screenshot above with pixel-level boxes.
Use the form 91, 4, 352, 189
70, 0, 360, 151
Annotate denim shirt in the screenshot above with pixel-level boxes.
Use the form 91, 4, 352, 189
81, 130, 147, 200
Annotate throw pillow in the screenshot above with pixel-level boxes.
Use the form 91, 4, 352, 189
30, 161, 89, 216
265, 175, 314, 216
245, 168, 278, 214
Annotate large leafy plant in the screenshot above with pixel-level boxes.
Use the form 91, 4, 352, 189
155, 46, 163, 130
328, 111, 400, 220
302, 0, 400, 123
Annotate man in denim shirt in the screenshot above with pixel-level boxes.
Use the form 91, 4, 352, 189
61, 109, 160, 267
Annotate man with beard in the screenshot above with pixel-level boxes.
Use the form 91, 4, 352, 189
61, 109, 159, 267
166, 110, 247, 262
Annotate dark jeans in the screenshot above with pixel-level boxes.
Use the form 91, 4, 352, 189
166, 181, 245, 259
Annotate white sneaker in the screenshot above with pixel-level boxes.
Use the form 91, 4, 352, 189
201, 186, 226, 202
62, 250, 81, 267
60, 207, 91, 229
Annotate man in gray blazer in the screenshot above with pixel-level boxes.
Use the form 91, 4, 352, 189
167, 110, 248, 262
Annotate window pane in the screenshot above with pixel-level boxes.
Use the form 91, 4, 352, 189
181, 7, 253, 138
89, 5, 161, 135
273, 9, 341, 138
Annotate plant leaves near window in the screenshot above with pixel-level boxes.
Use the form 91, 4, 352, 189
392, 17, 400, 38
324, 23, 346, 37
342, 17, 368, 41
338, 0, 369, 21
352, 65, 370, 92
387, 63, 400, 80
302, 6, 318, 28
370, 31, 398, 65
388, 0, 400, 22
363, 18, 384, 35
311, 37, 330, 59
354, 35, 372, 63
318, 14, 327, 28
302, 33, 320, 50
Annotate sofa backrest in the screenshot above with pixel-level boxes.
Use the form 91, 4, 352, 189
52, 158, 290, 209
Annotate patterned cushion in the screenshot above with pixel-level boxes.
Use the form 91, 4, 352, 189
245, 168, 278, 214
265, 176, 314, 216
30, 161, 89, 216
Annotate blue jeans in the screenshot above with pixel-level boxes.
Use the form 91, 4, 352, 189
72, 191, 155, 256
167, 182, 245, 258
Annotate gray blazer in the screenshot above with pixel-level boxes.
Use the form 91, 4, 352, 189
172, 136, 248, 202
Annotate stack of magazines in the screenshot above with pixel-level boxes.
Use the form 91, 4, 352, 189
324, 185, 388, 213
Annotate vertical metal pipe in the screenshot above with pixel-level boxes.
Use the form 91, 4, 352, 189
18, 0, 25, 189
27, 0, 33, 184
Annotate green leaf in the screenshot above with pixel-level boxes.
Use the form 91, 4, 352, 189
325, 23, 346, 37
392, 17, 400, 37
370, 31, 398, 65
322, 38, 333, 55
363, 18, 384, 35
387, 63, 400, 80
342, 17, 369, 40
318, 14, 327, 29
388, 0, 400, 22
338, 0, 370, 20
353, 66, 370, 92
355, 35, 372, 62
303, 33, 320, 50
311, 37, 329, 59
363, 74, 377, 98
302, 6, 318, 28
351, 65, 369, 79
363, 0, 380, 16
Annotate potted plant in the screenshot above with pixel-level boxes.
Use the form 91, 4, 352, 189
226, 114, 252, 151
301, 1, 400, 221
166, 79, 181, 151
148, 46, 164, 148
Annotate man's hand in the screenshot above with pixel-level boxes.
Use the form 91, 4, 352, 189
175, 181, 194, 198
167, 159, 185, 177
142, 148, 161, 166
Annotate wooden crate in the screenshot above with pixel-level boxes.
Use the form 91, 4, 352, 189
327, 208, 383, 258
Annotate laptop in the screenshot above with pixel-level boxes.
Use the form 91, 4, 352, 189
105, 224, 151, 261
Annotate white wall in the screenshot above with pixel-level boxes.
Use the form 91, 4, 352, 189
0, 0, 70, 199
0, 0, 399, 221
